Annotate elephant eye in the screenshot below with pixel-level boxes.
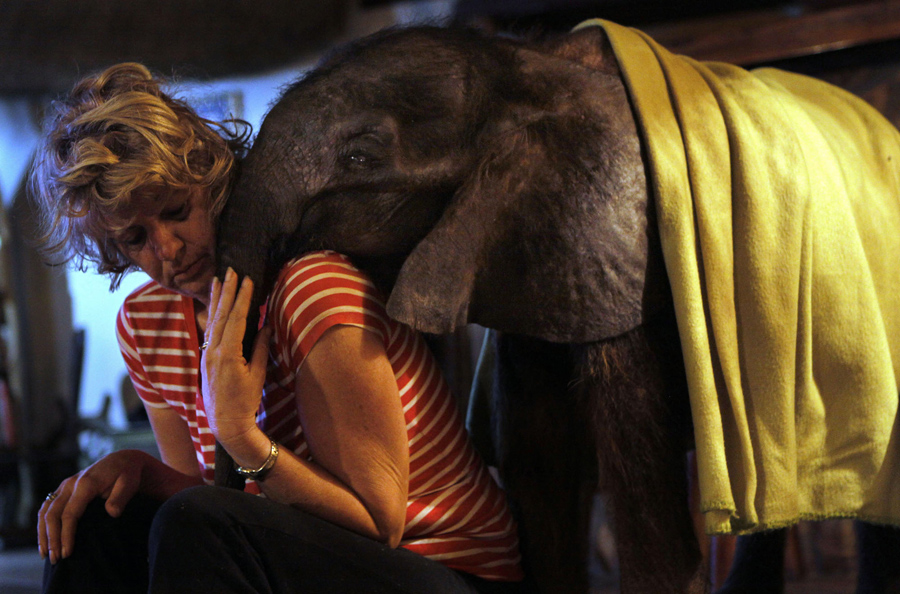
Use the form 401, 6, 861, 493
343, 149, 384, 171
340, 128, 392, 171
349, 151, 377, 166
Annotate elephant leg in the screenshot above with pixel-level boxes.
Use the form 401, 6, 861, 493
715, 530, 787, 594
493, 334, 596, 594
856, 521, 900, 594
580, 318, 708, 594
717, 521, 900, 594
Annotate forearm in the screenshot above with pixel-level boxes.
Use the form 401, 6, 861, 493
220, 429, 403, 546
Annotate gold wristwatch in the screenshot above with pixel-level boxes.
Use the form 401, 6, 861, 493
234, 438, 279, 481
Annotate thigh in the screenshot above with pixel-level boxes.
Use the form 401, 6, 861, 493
151, 486, 524, 594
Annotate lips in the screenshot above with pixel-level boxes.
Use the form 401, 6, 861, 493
173, 255, 208, 283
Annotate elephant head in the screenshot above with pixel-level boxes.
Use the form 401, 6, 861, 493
216, 25, 667, 350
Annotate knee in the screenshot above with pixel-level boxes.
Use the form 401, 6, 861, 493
79, 496, 114, 527
63, 497, 132, 552
150, 486, 228, 546
75, 495, 156, 545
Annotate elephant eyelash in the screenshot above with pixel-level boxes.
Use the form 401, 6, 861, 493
341, 150, 384, 170
345, 127, 393, 144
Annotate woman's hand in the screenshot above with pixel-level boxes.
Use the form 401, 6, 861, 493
200, 268, 271, 448
37, 449, 197, 564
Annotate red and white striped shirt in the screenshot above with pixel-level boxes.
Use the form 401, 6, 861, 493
116, 251, 523, 580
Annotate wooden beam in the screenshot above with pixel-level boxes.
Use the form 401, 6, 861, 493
642, 0, 900, 65
0, 0, 351, 95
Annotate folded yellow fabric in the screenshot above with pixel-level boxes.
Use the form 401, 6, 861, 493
577, 19, 900, 535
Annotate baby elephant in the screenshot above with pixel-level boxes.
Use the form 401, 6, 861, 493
216, 19, 900, 594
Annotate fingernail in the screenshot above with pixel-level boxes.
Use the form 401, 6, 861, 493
61, 546, 68, 559
226, 267, 234, 280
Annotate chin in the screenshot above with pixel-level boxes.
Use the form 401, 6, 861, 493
174, 279, 212, 303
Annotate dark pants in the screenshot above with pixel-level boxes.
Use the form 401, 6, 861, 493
43, 486, 527, 594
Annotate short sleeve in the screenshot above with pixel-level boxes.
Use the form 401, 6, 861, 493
268, 251, 393, 373
116, 298, 169, 409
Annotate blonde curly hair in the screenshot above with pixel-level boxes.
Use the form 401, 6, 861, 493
30, 62, 251, 289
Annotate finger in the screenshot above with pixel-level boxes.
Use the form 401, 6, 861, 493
104, 474, 139, 519
202, 276, 221, 357
209, 267, 239, 349
37, 490, 58, 559
58, 476, 103, 561
231, 274, 254, 322
41, 488, 73, 564
207, 275, 222, 329
37, 502, 47, 558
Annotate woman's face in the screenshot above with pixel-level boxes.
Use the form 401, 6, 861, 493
110, 187, 216, 305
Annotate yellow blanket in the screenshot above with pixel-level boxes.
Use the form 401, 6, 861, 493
577, 19, 900, 535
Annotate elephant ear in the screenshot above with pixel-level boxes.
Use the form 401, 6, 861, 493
385, 38, 668, 343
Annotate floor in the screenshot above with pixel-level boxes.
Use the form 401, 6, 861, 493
0, 546, 43, 594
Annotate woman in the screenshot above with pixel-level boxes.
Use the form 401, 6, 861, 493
29, 62, 524, 593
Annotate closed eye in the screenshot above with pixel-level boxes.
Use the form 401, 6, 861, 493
115, 228, 147, 251
161, 202, 190, 221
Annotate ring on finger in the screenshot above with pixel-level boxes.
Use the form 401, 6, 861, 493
200, 341, 209, 351
45, 491, 58, 503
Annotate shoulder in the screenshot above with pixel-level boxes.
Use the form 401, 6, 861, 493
270, 251, 382, 310
268, 251, 392, 360
120, 279, 185, 313
274, 251, 374, 291
117, 280, 191, 337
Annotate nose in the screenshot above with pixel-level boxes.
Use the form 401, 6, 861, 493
147, 223, 183, 261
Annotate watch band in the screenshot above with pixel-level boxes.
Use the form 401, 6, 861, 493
234, 438, 279, 481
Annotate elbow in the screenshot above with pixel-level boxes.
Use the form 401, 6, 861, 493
371, 498, 406, 548
364, 464, 408, 548
384, 528, 403, 549
377, 511, 406, 549
372, 477, 408, 548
